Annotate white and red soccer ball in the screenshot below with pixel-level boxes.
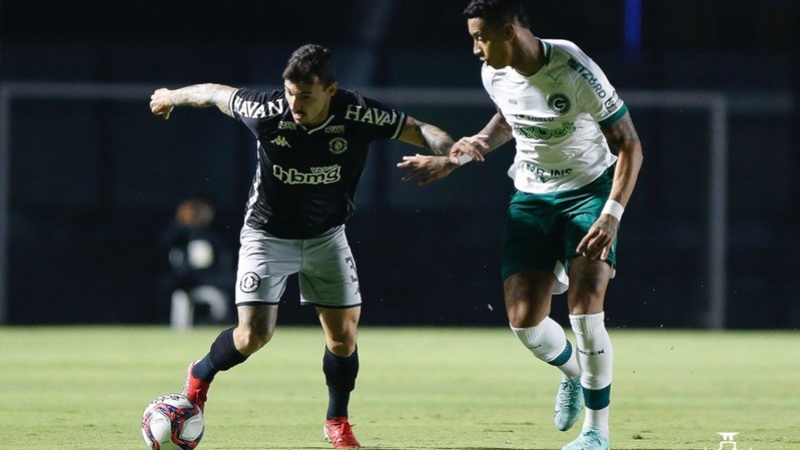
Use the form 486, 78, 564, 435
141, 393, 204, 450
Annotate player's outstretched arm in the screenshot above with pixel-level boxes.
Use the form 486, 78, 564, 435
397, 111, 507, 185
397, 116, 456, 157
150, 84, 238, 119
447, 110, 513, 164
397, 154, 455, 186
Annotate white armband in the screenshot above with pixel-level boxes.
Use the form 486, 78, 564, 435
601, 199, 624, 221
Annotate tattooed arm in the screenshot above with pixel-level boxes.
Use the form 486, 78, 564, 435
396, 110, 505, 185
447, 110, 513, 163
601, 111, 643, 210
397, 115, 456, 156
577, 111, 644, 260
150, 83, 238, 119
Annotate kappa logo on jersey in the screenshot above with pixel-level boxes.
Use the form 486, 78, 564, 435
547, 93, 571, 115
566, 58, 608, 99
329, 137, 348, 154
271, 136, 291, 148
233, 97, 285, 118
514, 121, 576, 140
273, 164, 341, 185
344, 105, 397, 126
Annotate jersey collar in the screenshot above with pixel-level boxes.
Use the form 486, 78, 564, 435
301, 114, 335, 134
541, 39, 553, 65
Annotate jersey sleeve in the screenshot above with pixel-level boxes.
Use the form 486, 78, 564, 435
565, 43, 628, 128
354, 93, 407, 141
229, 88, 285, 136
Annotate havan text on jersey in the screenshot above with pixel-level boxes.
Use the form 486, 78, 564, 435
273, 164, 342, 185
344, 104, 398, 126
234, 97, 284, 118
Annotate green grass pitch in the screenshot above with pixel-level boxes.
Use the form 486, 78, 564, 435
0, 326, 797, 449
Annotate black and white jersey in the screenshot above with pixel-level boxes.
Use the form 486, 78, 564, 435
229, 88, 406, 239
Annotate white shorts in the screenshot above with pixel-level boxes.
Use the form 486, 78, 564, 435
235, 224, 361, 308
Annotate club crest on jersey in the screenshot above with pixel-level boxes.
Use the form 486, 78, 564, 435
547, 93, 571, 115
329, 137, 348, 154
239, 272, 261, 293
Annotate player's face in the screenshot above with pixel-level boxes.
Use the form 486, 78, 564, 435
467, 18, 512, 69
284, 77, 337, 127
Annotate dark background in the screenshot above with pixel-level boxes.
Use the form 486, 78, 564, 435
1, 0, 798, 329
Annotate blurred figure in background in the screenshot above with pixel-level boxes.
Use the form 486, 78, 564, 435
160, 197, 235, 329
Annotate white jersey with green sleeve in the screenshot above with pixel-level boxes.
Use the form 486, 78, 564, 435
481, 39, 628, 193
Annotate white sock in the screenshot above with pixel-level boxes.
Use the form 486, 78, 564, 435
511, 317, 581, 380
569, 312, 613, 437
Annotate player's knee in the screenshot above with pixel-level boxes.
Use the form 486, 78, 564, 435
235, 326, 274, 354
326, 335, 357, 357
505, 297, 550, 328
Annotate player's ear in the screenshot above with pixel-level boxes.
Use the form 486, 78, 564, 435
326, 81, 338, 96
503, 23, 515, 40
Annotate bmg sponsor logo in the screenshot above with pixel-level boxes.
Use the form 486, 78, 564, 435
272, 164, 341, 185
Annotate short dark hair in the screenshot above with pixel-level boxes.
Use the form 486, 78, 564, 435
463, 0, 530, 29
282, 44, 337, 86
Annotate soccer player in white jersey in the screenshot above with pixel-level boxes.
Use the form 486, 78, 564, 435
150, 44, 480, 449
398, 1, 643, 449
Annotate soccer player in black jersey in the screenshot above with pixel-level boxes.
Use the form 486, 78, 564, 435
150, 44, 482, 449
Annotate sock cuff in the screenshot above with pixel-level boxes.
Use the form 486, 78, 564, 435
583, 384, 612, 410
549, 340, 573, 366
324, 345, 358, 360
209, 326, 248, 371
510, 317, 571, 364
569, 312, 606, 335
509, 324, 543, 342
509, 316, 559, 341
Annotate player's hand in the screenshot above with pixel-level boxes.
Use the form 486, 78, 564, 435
397, 154, 457, 186
576, 215, 619, 260
150, 88, 175, 119
449, 134, 489, 164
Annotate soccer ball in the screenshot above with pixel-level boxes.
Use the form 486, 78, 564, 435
141, 393, 204, 450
